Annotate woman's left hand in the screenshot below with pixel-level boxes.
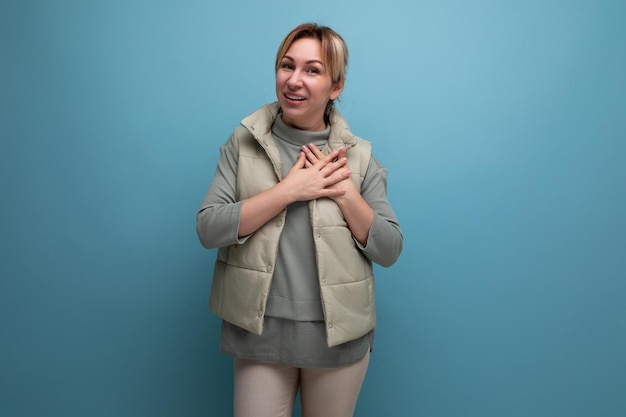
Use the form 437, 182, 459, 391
301, 143, 373, 246
301, 144, 357, 199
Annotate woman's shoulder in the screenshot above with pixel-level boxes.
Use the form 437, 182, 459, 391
240, 102, 281, 134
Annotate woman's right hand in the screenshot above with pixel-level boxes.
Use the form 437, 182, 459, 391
238, 147, 350, 237
280, 147, 351, 202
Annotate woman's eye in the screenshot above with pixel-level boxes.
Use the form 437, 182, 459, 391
281, 63, 294, 70
306, 67, 320, 74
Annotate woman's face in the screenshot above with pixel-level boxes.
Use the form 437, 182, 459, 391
276, 37, 343, 131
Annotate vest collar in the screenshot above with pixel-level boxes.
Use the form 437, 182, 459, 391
240, 102, 357, 152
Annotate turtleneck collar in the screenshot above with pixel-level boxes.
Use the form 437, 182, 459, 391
272, 114, 330, 147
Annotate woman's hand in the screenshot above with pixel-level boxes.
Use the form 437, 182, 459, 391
238, 143, 372, 244
238, 144, 349, 237
302, 144, 357, 199
299, 144, 374, 246
280, 144, 352, 201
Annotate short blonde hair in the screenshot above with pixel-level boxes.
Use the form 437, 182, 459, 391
275, 23, 349, 89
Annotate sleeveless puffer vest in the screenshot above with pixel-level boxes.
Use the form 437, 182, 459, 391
209, 102, 375, 347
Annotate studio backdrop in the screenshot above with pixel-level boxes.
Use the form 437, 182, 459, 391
2, 1, 625, 416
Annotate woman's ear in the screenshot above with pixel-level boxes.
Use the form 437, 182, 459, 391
329, 81, 344, 101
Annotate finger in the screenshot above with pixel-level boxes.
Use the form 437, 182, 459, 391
329, 148, 343, 163
304, 144, 339, 164
291, 152, 306, 170
328, 168, 351, 183
301, 145, 317, 157
322, 157, 348, 176
307, 143, 325, 159
301, 145, 319, 165
335, 156, 348, 167
321, 187, 347, 198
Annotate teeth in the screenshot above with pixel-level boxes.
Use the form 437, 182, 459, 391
286, 94, 305, 101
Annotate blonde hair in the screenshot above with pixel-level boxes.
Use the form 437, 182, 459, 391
275, 23, 349, 109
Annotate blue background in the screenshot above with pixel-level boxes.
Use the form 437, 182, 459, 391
2, 0, 625, 416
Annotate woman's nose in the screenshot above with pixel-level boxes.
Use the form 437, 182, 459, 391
287, 70, 303, 88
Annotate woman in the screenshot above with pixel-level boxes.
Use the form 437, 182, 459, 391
197, 23, 403, 417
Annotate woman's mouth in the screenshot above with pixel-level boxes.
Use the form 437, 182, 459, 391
285, 93, 306, 102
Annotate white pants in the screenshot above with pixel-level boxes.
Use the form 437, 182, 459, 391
233, 350, 370, 417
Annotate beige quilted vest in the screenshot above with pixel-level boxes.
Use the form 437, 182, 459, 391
209, 103, 375, 347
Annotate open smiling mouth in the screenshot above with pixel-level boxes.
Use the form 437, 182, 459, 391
285, 94, 306, 101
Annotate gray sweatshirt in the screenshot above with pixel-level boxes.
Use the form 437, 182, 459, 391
197, 113, 403, 367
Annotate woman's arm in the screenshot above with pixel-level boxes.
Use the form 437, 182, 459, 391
302, 144, 403, 266
197, 137, 353, 247
238, 148, 350, 237
331, 179, 374, 247
196, 139, 242, 249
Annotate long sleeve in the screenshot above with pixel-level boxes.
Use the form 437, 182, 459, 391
196, 137, 248, 249
357, 155, 403, 267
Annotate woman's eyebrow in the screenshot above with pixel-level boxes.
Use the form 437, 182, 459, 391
283, 55, 324, 66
